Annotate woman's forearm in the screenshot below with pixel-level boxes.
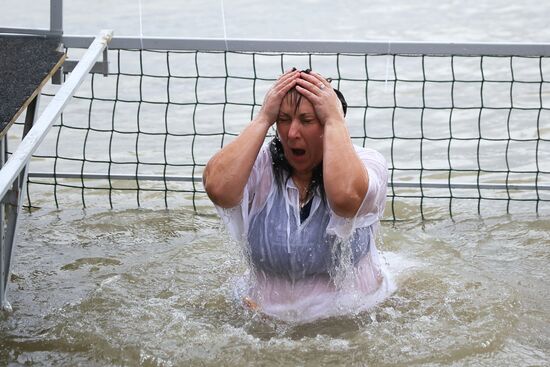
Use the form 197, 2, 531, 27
323, 118, 369, 217
203, 116, 271, 208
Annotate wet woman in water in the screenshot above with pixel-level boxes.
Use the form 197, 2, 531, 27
203, 69, 392, 322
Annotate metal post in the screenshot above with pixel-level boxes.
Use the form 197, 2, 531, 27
50, 0, 63, 36
50, 0, 64, 84
0, 30, 112, 311
0, 95, 40, 312
0, 136, 5, 310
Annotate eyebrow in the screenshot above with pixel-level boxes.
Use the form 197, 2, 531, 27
278, 112, 316, 119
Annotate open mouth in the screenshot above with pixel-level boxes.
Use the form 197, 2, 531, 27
291, 148, 306, 156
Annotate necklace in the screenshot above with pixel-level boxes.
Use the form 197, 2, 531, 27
295, 179, 312, 208
300, 190, 311, 209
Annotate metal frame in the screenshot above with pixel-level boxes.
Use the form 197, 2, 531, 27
0, 95, 38, 313
4, 32, 549, 58
62, 49, 109, 75
24, 172, 550, 192
0, 27, 58, 37
62, 35, 550, 56
44, 34, 550, 194
51, 34, 550, 194
0, 0, 63, 37
1, 0, 65, 311
0, 30, 113, 311
50, 0, 63, 36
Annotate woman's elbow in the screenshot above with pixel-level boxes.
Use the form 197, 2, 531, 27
203, 174, 241, 208
329, 191, 364, 218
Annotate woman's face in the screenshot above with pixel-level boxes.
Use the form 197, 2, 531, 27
276, 92, 324, 176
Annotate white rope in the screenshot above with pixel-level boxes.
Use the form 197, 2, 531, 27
384, 41, 392, 92
138, 0, 145, 50
220, 0, 229, 51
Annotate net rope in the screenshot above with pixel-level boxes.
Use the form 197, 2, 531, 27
12, 47, 550, 220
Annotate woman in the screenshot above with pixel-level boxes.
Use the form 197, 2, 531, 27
203, 69, 393, 322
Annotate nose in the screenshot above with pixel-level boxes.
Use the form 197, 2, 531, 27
287, 118, 301, 140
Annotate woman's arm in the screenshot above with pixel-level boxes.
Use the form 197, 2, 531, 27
323, 117, 369, 217
295, 71, 369, 217
203, 69, 299, 208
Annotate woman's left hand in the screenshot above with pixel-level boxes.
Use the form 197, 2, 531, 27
295, 71, 344, 125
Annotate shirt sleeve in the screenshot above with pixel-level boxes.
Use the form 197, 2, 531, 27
214, 144, 273, 242
326, 146, 388, 239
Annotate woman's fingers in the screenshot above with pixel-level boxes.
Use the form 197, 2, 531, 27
259, 69, 299, 124
273, 70, 299, 94
296, 71, 344, 124
271, 69, 299, 100
296, 70, 333, 101
296, 71, 330, 95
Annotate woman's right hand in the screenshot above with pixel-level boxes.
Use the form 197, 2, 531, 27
257, 69, 299, 126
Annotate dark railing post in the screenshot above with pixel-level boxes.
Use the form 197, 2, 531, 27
50, 0, 63, 36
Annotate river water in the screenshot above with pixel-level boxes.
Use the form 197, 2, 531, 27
1, 0, 550, 366
2, 205, 549, 365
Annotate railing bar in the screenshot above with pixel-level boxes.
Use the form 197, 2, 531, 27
27, 172, 550, 191
62, 35, 550, 56
50, 0, 63, 35
391, 182, 550, 191
0, 27, 60, 37
29, 172, 198, 182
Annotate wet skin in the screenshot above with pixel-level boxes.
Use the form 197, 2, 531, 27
276, 94, 324, 185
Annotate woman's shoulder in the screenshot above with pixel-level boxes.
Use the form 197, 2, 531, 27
249, 142, 276, 188
254, 143, 274, 168
353, 145, 387, 164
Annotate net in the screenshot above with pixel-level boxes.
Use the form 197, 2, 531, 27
12, 42, 550, 220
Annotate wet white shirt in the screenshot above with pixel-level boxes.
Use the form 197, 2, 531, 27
216, 143, 390, 322
218, 144, 387, 242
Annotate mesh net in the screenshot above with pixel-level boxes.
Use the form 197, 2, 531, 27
11, 46, 550, 219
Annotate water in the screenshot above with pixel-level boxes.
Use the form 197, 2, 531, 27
2, 0, 550, 42
1, 1, 550, 365
2, 206, 549, 365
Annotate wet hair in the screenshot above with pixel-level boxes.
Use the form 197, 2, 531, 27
334, 89, 348, 116
269, 82, 348, 200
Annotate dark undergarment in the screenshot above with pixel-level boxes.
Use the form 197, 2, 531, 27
300, 197, 313, 223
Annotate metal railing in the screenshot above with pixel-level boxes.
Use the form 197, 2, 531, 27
0, 29, 113, 311
63, 35, 550, 56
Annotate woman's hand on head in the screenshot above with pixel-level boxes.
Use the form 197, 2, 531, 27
258, 69, 299, 126
295, 71, 344, 125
